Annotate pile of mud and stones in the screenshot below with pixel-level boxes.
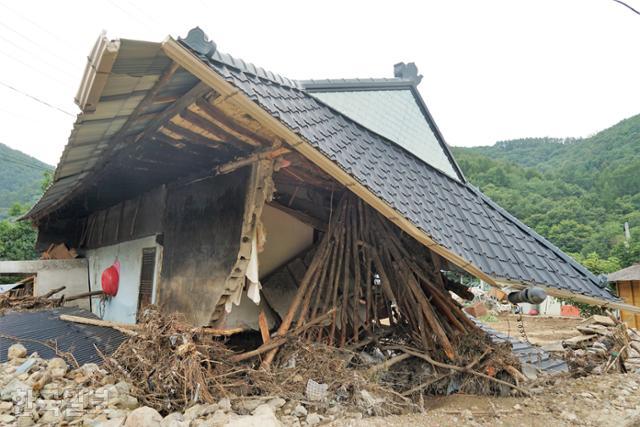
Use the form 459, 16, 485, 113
0, 343, 337, 427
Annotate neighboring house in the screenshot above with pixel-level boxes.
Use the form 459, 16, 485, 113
608, 264, 640, 328
21, 28, 634, 327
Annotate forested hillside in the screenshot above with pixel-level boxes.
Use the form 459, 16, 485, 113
0, 143, 52, 219
453, 114, 640, 271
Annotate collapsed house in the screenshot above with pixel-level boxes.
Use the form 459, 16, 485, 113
19, 28, 639, 353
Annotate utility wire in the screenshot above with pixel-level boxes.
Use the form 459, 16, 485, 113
0, 20, 78, 73
0, 47, 74, 87
0, 80, 75, 117
613, 0, 640, 15
0, 2, 84, 49
0, 33, 78, 79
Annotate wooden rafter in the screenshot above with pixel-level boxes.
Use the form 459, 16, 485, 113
195, 99, 270, 146
158, 122, 227, 148
179, 109, 249, 146
135, 82, 211, 143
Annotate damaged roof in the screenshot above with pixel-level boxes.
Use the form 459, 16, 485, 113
176, 29, 617, 303
25, 28, 619, 306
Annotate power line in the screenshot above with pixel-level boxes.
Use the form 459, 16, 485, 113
0, 80, 75, 117
0, 32, 78, 79
0, 19, 78, 73
0, 3, 84, 49
0, 47, 74, 87
612, 0, 640, 16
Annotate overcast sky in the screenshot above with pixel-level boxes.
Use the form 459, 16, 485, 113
0, 0, 638, 166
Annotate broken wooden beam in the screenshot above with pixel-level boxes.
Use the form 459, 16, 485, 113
215, 147, 289, 176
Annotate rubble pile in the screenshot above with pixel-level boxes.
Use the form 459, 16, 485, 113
562, 314, 640, 375
0, 343, 342, 426
0, 290, 63, 315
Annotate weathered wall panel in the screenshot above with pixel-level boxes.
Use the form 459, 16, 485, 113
159, 169, 249, 326
82, 186, 166, 249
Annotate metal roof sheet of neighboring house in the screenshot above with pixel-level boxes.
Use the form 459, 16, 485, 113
0, 306, 126, 365
176, 33, 618, 303
608, 264, 640, 282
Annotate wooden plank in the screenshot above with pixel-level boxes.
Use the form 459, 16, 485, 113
258, 310, 270, 344
619, 282, 636, 328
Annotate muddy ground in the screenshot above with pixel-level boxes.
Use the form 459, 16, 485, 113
328, 315, 640, 427
483, 314, 583, 346
328, 372, 640, 426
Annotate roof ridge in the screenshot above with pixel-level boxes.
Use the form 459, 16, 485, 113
178, 27, 301, 90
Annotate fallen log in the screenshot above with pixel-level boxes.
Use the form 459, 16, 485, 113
64, 290, 104, 302
42, 286, 66, 298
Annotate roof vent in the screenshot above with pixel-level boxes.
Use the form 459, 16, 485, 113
179, 27, 217, 59
393, 62, 423, 85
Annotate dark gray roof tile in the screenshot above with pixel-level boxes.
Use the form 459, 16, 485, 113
183, 45, 618, 303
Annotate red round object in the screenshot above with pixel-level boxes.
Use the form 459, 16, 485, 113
101, 261, 120, 296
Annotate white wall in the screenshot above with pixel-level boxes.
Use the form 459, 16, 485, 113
259, 204, 314, 278
0, 259, 90, 310
87, 236, 160, 324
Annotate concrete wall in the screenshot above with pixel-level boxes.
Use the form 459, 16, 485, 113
87, 236, 160, 324
0, 259, 90, 310
259, 204, 314, 278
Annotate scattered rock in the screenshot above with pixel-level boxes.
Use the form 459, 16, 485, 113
306, 412, 321, 425
124, 406, 162, 426
266, 397, 286, 411
7, 344, 27, 360
227, 404, 281, 427
292, 404, 307, 418
217, 397, 232, 412
0, 378, 30, 401
160, 412, 188, 427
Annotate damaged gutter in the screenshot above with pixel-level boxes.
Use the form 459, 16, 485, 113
496, 280, 640, 314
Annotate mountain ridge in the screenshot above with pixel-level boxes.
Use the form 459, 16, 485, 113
0, 142, 52, 219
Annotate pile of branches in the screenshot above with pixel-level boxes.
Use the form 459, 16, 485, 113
252, 193, 525, 395
101, 307, 249, 413
0, 286, 65, 315
251, 339, 415, 415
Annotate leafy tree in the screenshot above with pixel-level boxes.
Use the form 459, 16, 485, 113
453, 113, 640, 272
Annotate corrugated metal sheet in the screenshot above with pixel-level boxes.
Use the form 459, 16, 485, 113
0, 307, 126, 365
25, 39, 197, 221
